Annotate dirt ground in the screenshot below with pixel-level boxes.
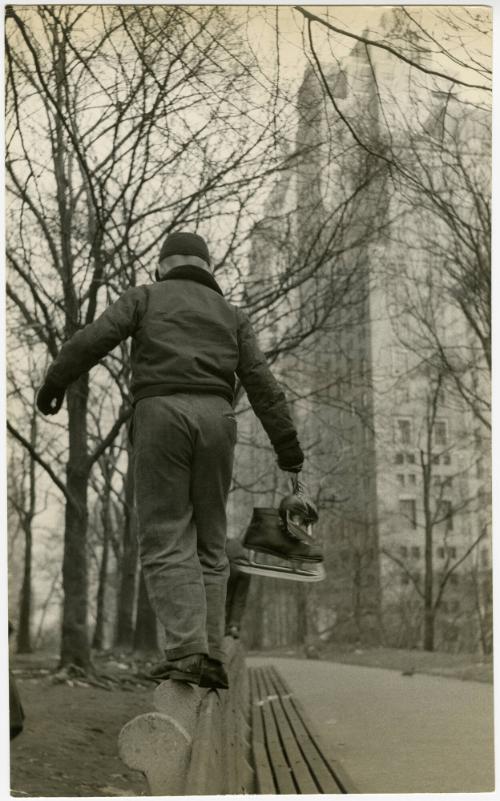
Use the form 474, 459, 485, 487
9, 646, 493, 797
9, 654, 154, 798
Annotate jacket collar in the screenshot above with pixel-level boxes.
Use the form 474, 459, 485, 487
158, 264, 223, 296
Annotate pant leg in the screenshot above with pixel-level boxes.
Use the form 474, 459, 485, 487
191, 395, 236, 662
225, 564, 238, 624
226, 570, 252, 628
133, 396, 208, 660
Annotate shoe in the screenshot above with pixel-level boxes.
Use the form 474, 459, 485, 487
243, 508, 323, 562
199, 657, 229, 689
146, 654, 204, 685
225, 624, 240, 639
168, 654, 204, 684
145, 661, 172, 683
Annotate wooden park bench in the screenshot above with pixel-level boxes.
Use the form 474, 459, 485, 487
119, 646, 356, 794
250, 663, 358, 794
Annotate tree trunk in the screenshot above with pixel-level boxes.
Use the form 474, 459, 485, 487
423, 605, 435, 651
60, 377, 91, 669
422, 449, 435, 652
17, 526, 33, 654
471, 566, 492, 656
114, 448, 138, 650
133, 569, 158, 653
92, 524, 110, 651
17, 417, 36, 654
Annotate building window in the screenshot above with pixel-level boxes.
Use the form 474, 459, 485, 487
397, 474, 405, 486
439, 500, 454, 531
395, 452, 404, 465
443, 453, 451, 465
400, 545, 408, 558
435, 420, 448, 446
437, 546, 445, 558
449, 573, 459, 586
396, 418, 412, 445
406, 453, 416, 464
432, 454, 440, 465
399, 499, 417, 529
408, 474, 416, 485
411, 546, 420, 558
433, 474, 442, 486
447, 546, 457, 559
481, 547, 489, 567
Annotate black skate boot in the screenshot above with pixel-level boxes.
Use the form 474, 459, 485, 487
233, 507, 325, 582
243, 508, 323, 561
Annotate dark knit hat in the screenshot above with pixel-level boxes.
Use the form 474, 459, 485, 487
159, 231, 210, 265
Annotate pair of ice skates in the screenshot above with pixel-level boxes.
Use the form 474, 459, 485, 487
233, 475, 325, 583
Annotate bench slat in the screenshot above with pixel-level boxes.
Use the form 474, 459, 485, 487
260, 667, 319, 794
250, 668, 277, 794
264, 666, 343, 794
270, 665, 358, 794
255, 667, 297, 793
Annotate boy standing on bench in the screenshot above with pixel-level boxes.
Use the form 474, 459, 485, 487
37, 231, 303, 689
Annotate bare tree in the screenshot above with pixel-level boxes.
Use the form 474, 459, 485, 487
113, 441, 139, 652
381, 366, 485, 651
8, 430, 36, 654
6, 5, 396, 663
292, 5, 491, 425
4, 5, 316, 668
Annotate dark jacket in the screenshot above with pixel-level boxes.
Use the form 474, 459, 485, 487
46, 265, 301, 463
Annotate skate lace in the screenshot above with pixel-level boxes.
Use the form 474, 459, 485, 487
291, 475, 306, 496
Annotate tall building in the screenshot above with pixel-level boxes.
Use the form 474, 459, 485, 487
229, 11, 491, 652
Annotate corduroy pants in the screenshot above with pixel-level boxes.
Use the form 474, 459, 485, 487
133, 393, 236, 662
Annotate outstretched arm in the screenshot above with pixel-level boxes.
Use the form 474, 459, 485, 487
37, 286, 148, 415
235, 309, 303, 472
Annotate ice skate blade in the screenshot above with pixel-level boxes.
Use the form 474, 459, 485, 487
235, 560, 325, 583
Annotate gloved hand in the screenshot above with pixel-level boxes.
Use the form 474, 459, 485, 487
277, 441, 304, 473
36, 381, 66, 415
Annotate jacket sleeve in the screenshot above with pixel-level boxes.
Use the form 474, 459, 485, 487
45, 286, 148, 388
235, 309, 303, 468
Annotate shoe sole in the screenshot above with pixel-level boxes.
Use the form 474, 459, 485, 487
169, 669, 202, 684
199, 677, 229, 689
246, 544, 322, 562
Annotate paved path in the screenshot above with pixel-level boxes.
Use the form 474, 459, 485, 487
247, 656, 494, 793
